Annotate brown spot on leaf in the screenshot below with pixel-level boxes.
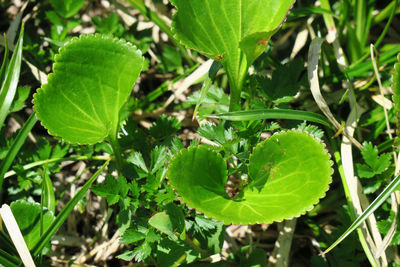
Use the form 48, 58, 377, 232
257, 37, 270, 46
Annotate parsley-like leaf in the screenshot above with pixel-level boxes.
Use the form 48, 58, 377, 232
356, 142, 391, 178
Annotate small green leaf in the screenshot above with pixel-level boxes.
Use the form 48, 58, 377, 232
128, 152, 149, 173
33, 34, 144, 144
255, 59, 304, 103
91, 174, 120, 205
120, 229, 146, 244
148, 203, 185, 241
296, 122, 324, 139
187, 87, 230, 117
49, 0, 86, 18
9, 200, 55, 250
92, 13, 120, 34
168, 130, 332, 224
359, 142, 391, 176
156, 237, 197, 266
188, 215, 225, 254
149, 115, 182, 140
117, 250, 136, 261
193, 61, 222, 118
42, 169, 56, 213
355, 164, 375, 178
151, 146, 168, 174
197, 121, 227, 145
10, 86, 30, 113
132, 242, 152, 262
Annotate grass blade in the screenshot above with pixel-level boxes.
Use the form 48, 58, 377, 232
0, 35, 9, 83
323, 172, 400, 255
0, 248, 21, 266
0, 24, 24, 130
31, 160, 110, 257
209, 109, 333, 128
0, 112, 37, 195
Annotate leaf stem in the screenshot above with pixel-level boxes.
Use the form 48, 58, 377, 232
227, 56, 248, 111
108, 135, 123, 174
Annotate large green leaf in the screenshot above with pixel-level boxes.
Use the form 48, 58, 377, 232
170, 0, 296, 107
33, 34, 144, 144
168, 130, 332, 224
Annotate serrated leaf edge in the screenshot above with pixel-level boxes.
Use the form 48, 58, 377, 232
33, 34, 144, 145
167, 129, 333, 225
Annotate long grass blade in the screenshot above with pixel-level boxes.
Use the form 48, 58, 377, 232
31, 160, 110, 257
209, 109, 333, 128
0, 112, 38, 194
323, 172, 400, 255
4, 155, 109, 179
0, 35, 9, 83
0, 24, 24, 130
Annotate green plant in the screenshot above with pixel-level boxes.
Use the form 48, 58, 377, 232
165, 0, 334, 226
34, 34, 143, 146
2, 0, 400, 265
170, 0, 296, 110
168, 130, 332, 224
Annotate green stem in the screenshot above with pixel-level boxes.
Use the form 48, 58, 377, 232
181, 235, 209, 258
4, 155, 110, 179
227, 55, 248, 111
108, 135, 123, 174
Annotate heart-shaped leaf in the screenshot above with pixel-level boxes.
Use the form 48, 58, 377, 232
33, 34, 144, 144
168, 130, 332, 224
170, 0, 296, 107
